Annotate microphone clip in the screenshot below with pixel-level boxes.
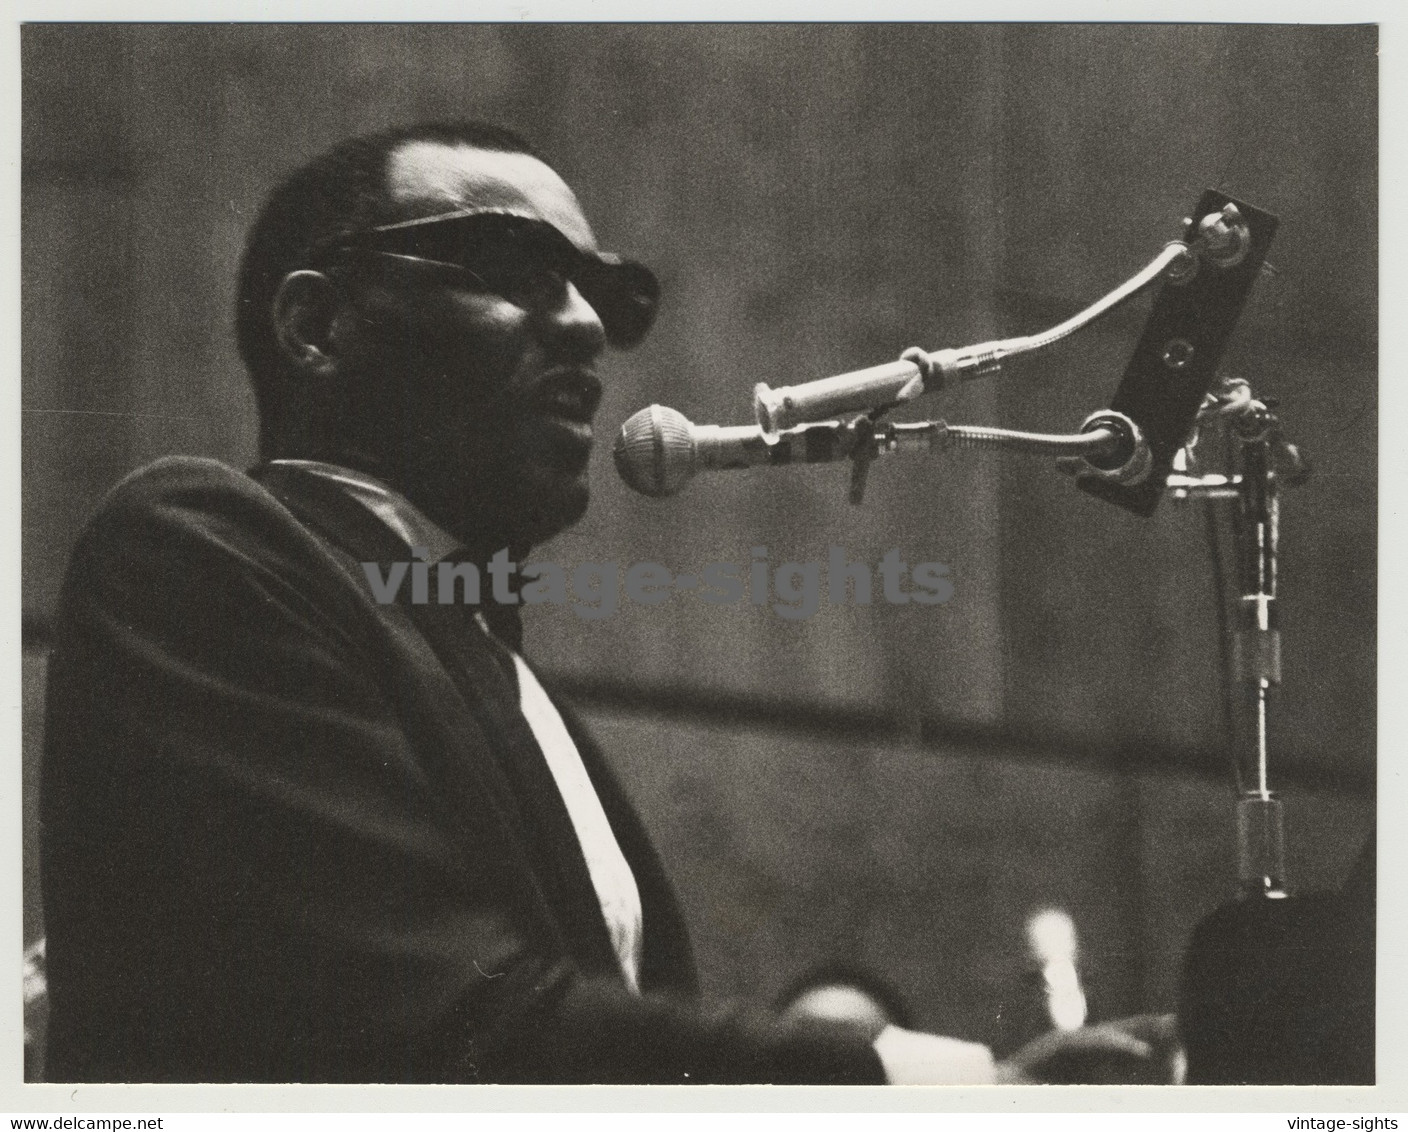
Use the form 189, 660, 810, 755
845, 407, 896, 506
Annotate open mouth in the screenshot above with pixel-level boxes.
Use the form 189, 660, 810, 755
531, 413, 594, 473
528, 367, 600, 473
537, 366, 602, 419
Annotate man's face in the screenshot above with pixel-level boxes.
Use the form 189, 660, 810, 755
329, 141, 609, 551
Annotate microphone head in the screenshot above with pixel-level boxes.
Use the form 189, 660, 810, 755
613, 404, 697, 497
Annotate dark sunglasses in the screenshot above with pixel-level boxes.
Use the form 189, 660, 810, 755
312, 210, 659, 349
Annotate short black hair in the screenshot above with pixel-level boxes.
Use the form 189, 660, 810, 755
774, 961, 915, 1031
234, 120, 541, 431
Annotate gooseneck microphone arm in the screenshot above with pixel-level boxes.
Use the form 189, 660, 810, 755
612, 404, 1147, 500
752, 240, 1194, 435
739, 194, 1278, 514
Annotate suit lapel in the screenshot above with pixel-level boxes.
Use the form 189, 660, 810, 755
407, 602, 622, 979
252, 463, 623, 980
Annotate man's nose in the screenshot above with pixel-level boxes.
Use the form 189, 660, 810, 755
539, 281, 607, 362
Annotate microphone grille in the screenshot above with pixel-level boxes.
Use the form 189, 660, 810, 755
613, 404, 696, 497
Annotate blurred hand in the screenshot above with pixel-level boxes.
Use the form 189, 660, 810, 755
995, 1013, 1182, 1084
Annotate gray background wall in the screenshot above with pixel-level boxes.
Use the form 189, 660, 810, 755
21, 24, 1376, 1048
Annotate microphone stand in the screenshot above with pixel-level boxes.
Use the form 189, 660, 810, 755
734, 190, 1304, 895
1167, 377, 1311, 897
840, 376, 1312, 896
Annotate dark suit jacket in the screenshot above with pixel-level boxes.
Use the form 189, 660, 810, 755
40, 457, 884, 1084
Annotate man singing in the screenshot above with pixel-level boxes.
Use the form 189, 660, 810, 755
40, 121, 1154, 1084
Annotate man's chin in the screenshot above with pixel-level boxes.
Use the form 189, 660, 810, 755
406, 460, 589, 552
468, 462, 590, 551
514, 473, 590, 547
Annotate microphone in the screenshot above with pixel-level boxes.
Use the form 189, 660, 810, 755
614, 404, 1143, 500
613, 405, 866, 498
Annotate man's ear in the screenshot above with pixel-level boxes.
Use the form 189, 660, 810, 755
272, 270, 342, 377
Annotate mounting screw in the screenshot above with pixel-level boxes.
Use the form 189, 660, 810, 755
1163, 338, 1195, 369
1197, 202, 1251, 268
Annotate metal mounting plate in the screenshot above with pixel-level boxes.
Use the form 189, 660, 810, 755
1078, 190, 1278, 516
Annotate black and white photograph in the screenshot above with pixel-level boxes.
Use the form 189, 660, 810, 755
16, 17, 1382, 1108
